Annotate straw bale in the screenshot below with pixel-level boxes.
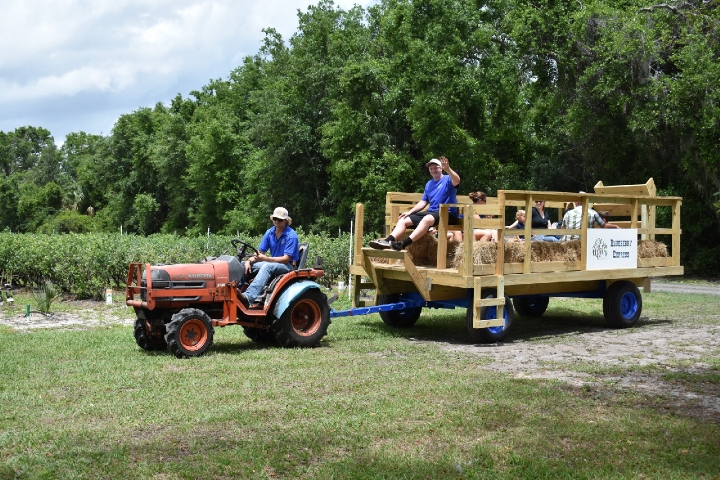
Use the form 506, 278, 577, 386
638, 240, 668, 258
373, 237, 668, 268
367, 233, 459, 267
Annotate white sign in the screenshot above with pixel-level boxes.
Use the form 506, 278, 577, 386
586, 229, 638, 270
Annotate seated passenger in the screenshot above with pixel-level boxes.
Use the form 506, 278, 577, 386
470, 191, 497, 242
507, 210, 526, 242
562, 200, 620, 241
531, 200, 559, 242
238, 207, 299, 308
370, 156, 460, 250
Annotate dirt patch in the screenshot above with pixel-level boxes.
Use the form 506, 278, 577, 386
0, 299, 134, 330
439, 317, 720, 422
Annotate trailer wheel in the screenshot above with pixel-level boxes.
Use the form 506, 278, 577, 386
513, 296, 549, 317
165, 308, 214, 358
377, 294, 422, 328
272, 289, 330, 347
243, 326, 277, 344
603, 281, 642, 328
466, 290, 514, 343
133, 318, 167, 351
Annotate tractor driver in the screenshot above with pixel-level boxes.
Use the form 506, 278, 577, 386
238, 207, 299, 308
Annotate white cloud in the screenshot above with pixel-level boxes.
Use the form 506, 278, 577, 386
0, 0, 375, 141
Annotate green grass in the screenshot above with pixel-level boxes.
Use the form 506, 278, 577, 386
1, 291, 719, 479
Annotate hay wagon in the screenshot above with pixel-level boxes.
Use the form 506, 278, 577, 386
342, 179, 683, 342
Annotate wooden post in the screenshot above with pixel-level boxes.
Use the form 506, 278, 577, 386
581, 195, 589, 271
354, 203, 364, 267
523, 194, 532, 274
437, 205, 449, 269
496, 191, 506, 276
462, 204, 473, 277
672, 199, 681, 267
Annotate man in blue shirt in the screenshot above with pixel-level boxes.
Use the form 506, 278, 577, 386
370, 156, 460, 251
238, 207, 299, 308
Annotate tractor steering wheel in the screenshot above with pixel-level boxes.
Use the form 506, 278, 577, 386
231, 239, 259, 260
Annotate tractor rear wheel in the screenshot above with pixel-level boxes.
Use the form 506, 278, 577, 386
134, 318, 167, 351
271, 289, 330, 347
165, 308, 214, 358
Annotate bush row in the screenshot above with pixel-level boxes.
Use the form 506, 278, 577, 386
0, 231, 358, 299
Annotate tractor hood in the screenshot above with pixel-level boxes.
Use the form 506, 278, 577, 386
142, 255, 243, 289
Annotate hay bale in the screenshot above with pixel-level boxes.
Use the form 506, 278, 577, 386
638, 240, 668, 258
562, 241, 581, 262
368, 234, 459, 267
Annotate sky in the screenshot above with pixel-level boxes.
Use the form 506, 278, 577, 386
0, 0, 374, 144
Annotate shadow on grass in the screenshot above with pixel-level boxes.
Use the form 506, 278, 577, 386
354, 306, 674, 347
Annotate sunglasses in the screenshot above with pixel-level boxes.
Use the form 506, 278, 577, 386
272, 217, 285, 222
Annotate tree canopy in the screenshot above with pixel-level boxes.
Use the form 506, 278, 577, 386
2, 0, 719, 275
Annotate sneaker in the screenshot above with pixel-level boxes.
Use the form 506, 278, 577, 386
369, 239, 391, 250
390, 241, 404, 251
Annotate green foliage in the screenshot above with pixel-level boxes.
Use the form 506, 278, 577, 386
0, 232, 351, 298
37, 210, 96, 234
31, 280, 62, 314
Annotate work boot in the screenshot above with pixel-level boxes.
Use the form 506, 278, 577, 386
238, 292, 250, 308
369, 239, 391, 250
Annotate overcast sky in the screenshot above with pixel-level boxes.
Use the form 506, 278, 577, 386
0, 0, 373, 144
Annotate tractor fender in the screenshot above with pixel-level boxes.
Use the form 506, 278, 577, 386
272, 280, 323, 319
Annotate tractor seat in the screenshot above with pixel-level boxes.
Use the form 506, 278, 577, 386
293, 243, 309, 270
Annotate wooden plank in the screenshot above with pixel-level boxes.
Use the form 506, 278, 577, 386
638, 257, 673, 267
504, 280, 601, 296
361, 248, 404, 260
402, 251, 431, 301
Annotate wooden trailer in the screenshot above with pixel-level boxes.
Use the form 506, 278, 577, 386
348, 179, 683, 342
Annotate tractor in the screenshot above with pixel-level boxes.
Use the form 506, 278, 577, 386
126, 239, 331, 358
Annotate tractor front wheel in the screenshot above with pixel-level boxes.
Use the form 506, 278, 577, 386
271, 289, 330, 347
134, 318, 167, 351
165, 308, 214, 358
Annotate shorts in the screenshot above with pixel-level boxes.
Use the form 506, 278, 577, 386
408, 211, 459, 228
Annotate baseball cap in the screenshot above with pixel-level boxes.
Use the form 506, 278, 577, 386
425, 158, 441, 167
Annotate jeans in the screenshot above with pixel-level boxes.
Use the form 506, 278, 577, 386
241, 261, 292, 303
532, 235, 560, 243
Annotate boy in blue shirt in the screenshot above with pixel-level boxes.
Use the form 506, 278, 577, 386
370, 156, 460, 251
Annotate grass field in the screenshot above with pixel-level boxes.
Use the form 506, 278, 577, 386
1, 289, 719, 479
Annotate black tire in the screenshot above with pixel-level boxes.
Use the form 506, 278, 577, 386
513, 296, 550, 317
377, 294, 422, 328
271, 289, 330, 347
603, 281, 642, 328
466, 290, 514, 343
165, 308, 215, 358
133, 318, 167, 351
243, 326, 277, 344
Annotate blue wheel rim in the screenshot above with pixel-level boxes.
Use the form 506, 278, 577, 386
620, 291, 638, 319
485, 303, 507, 333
